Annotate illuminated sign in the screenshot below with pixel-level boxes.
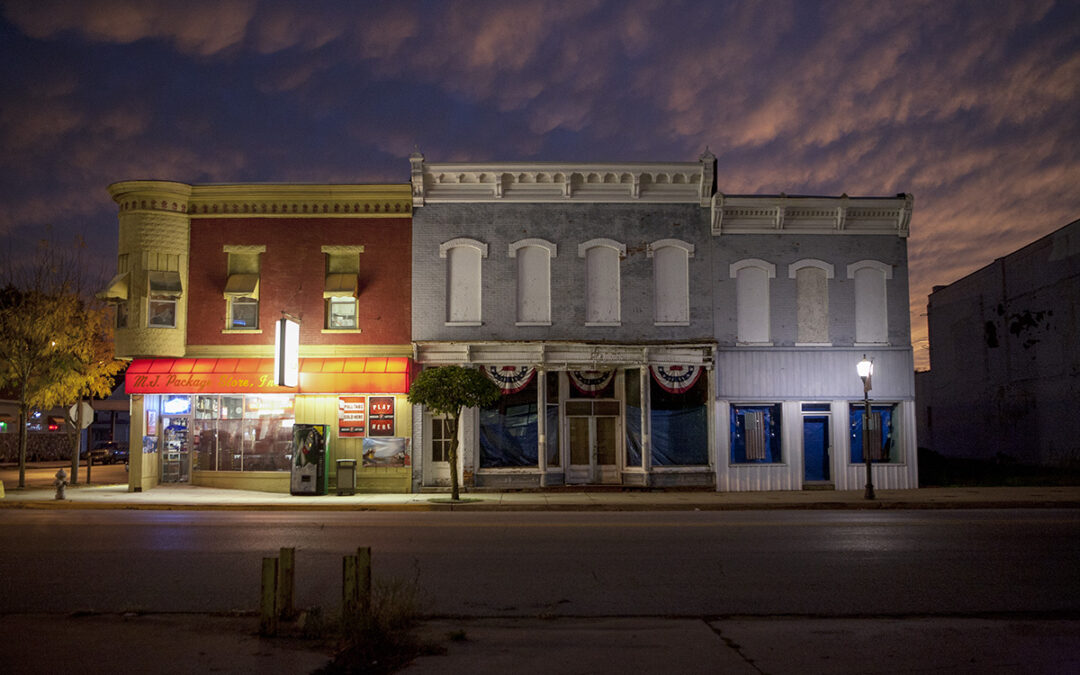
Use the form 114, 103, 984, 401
163, 395, 191, 415
274, 318, 300, 387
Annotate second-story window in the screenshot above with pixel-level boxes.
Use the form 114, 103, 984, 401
510, 238, 556, 326
650, 239, 694, 326
223, 246, 264, 331
730, 259, 775, 345
579, 239, 625, 326
147, 269, 182, 328
323, 245, 364, 330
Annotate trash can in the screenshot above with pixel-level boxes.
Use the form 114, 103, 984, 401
336, 459, 357, 496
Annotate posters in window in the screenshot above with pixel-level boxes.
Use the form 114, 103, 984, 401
368, 396, 395, 436
338, 396, 366, 437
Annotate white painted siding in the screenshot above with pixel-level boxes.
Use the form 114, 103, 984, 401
716, 348, 915, 399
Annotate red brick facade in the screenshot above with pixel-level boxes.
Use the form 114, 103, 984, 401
187, 217, 411, 346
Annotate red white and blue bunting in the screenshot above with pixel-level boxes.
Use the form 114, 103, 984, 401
482, 365, 536, 394
568, 369, 615, 395
649, 365, 703, 394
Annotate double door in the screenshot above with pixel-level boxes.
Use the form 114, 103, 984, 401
566, 400, 620, 484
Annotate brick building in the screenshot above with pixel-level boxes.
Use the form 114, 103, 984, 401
409, 152, 919, 491
100, 182, 414, 492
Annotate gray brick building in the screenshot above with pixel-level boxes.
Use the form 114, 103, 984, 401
410, 151, 918, 492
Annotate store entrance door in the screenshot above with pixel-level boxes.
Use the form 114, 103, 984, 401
566, 401, 619, 484
423, 412, 453, 487
803, 416, 830, 482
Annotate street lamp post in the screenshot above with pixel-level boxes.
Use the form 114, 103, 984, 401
857, 354, 875, 500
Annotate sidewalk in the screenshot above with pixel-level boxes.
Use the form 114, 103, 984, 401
2, 476, 1079, 511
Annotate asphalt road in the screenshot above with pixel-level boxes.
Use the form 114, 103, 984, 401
1, 509, 1077, 618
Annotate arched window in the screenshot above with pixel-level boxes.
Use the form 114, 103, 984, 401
650, 239, 694, 325
439, 238, 487, 325
578, 239, 625, 325
509, 239, 556, 325
788, 259, 834, 344
847, 260, 891, 344
730, 259, 775, 344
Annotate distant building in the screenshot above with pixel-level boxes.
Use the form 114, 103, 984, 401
921, 218, 1080, 467
409, 151, 918, 492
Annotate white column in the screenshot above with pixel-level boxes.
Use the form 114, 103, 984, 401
640, 366, 651, 486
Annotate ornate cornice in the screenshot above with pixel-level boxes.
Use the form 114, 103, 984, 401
108, 181, 412, 218
410, 151, 712, 205
711, 193, 913, 237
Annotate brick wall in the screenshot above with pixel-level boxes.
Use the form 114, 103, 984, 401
188, 217, 411, 346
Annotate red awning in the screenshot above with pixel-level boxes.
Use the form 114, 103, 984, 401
126, 357, 411, 395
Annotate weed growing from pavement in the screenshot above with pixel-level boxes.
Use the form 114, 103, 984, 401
311, 577, 445, 674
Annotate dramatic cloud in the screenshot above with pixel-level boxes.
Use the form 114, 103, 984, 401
1, 0, 1078, 367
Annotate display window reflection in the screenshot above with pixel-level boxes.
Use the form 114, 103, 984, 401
192, 394, 295, 471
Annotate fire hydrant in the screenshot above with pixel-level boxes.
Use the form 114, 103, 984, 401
54, 468, 68, 500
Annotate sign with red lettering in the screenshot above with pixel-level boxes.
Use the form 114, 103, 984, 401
338, 397, 366, 437
368, 396, 395, 437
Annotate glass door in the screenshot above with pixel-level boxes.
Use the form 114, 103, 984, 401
566, 400, 619, 484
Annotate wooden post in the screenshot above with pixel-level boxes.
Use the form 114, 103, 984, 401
277, 547, 295, 620
260, 557, 279, 636
343, 546, 372, 618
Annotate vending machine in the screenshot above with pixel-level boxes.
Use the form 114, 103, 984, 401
290, 424, 328, 495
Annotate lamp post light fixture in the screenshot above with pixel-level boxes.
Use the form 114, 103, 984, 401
856, 354, 875, 500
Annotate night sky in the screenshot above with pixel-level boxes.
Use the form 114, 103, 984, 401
2, 0, 1078, 369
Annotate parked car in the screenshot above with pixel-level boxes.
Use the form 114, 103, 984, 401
88, 440, 129, 465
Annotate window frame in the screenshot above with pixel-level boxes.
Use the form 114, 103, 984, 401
730, 259, 775, 345
509, 238, 556, 326
440, 238, 488, 326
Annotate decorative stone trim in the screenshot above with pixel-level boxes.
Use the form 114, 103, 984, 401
438, 238, 488, 258
712, 193, 913, 237
846, 259, 894, 279
577, 238, 626, 258
320, 245, 365, 255
410, 152, 712, 205
647, 239, 695, 258
223, 244, 266, 254
109, 181, 412, 218
414, 340, 716, 368
729, 258, 777, 279
788, 259, 835, 279
508, 238, 557, 257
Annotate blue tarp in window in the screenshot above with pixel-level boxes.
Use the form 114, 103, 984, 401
479, 380, 539, 467
730, 404, 782, 464
849, 403, 897, 463
626, 405, 642, 467
650, 375, 708, 466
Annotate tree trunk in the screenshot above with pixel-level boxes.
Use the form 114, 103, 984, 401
70, 398, 83, 484
447, 412, 460, 501
17, 402, 28, 488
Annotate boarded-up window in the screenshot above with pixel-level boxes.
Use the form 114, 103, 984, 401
441, 239, 487, 325
651, 240, 693, 325
581, 242, 622, 325
510, 239, 556, 325
799, 260, 829, 339
731, 259, 775, 344
848, 261, 890, 344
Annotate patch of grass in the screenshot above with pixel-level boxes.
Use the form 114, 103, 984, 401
918, 448, 1080, 487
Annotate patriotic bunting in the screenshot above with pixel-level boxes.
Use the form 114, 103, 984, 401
568, 369, 615, 395
482, 365, 536, 394
649, 365, 703, 394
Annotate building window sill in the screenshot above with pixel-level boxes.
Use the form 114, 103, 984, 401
321, 328, 362, 334
445, 321, 482, 327
515, 321, 552, 327
221, 329, 263, 334
585, 321, 621, 327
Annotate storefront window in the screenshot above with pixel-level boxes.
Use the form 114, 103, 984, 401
191, 394, 294, 472
651, 372, 708, 466
849, 403, 900, 463
730, 403, 782, 464
625, 368, 642, 467
479, 378, 539, 468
